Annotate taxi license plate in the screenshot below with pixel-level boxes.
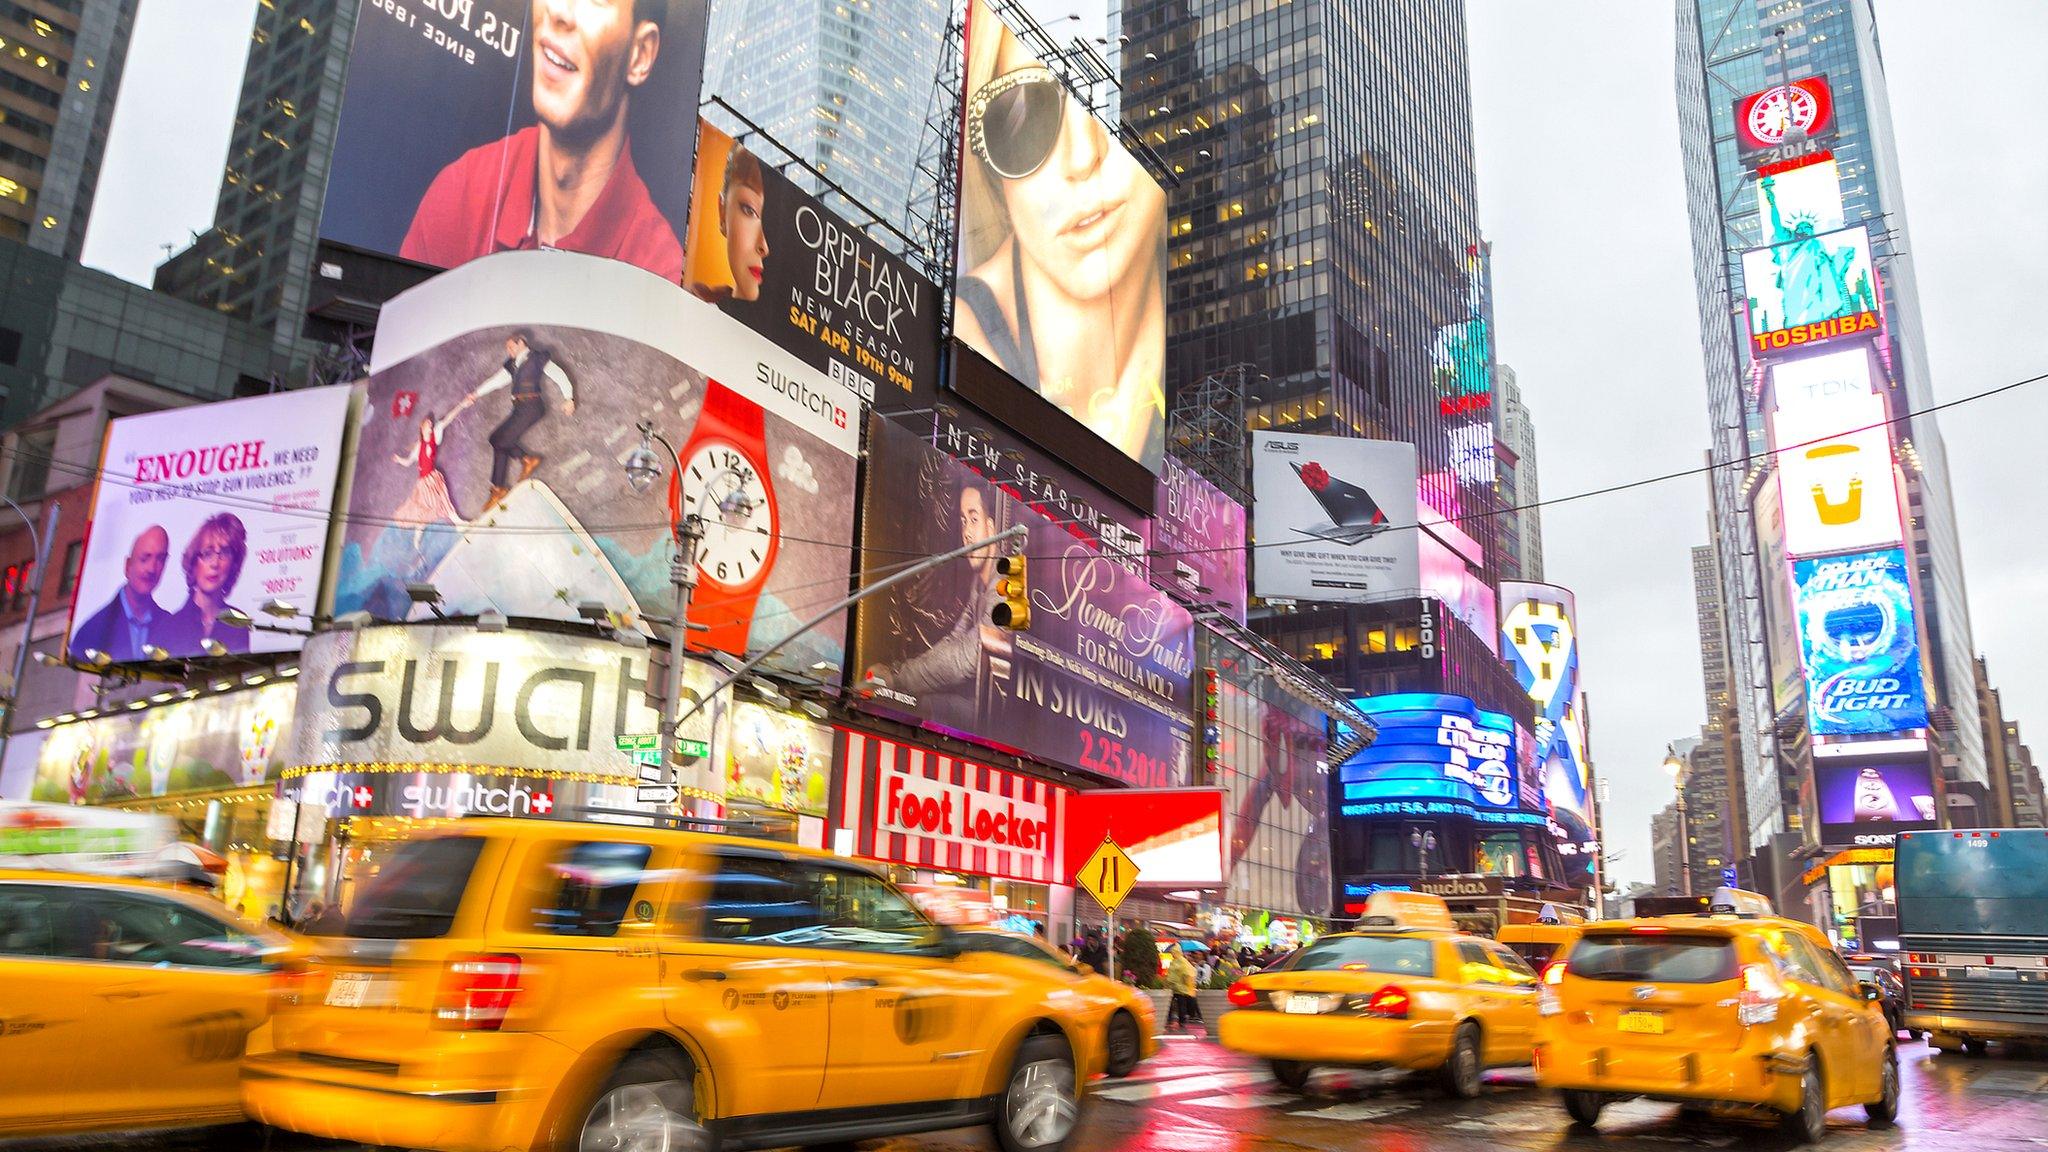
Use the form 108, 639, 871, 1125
1617, 1011, 1665, 1035
1284, 995, 1325, 1015
325, 972, 385, 1008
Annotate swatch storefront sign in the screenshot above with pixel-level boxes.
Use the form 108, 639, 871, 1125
835, 729, 1071, 885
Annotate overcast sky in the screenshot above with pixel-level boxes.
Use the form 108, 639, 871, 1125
81, 1, 2048, 891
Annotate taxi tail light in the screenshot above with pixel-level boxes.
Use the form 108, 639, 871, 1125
1737, 962, 1783, 1026
435, 952, 524, 1030
1362, 985, 1411, 1019
1537, 961, 1565, 1016
1226, 980, 1258, 1008
1542, 960, 1567, 985
269, 958, 312, 1006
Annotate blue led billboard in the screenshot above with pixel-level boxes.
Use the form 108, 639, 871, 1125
1339, 693, 1516, 817
1792, 549, 1930, 736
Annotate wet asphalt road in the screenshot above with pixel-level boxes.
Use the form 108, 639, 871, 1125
9, 1032, 2048, 1152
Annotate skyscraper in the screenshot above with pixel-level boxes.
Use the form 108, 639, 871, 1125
153, 0, 356, 354
3, 0, 137, 260
703, 0, 950, 245
1675, 1, 1985, 894
1494, 363, 1544, 582
1122, 0, 1510, 680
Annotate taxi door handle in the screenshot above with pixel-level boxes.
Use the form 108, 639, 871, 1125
98, 986, 160, 1001
840, 977, 882, 989
678, 969, 728, 983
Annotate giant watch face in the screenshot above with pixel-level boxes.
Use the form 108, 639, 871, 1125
682, 442, 776, 588
1747, 84, 1818, 145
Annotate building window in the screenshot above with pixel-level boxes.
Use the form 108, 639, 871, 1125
4, 427, 55, 502
57, 540, 81, 596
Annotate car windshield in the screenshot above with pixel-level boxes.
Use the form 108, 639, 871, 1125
330, 836, 485, 940
1287, 935, 1435, 976
1569, 933, 1738, 983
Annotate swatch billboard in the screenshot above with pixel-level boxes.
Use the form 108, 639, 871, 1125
1250, 431, 1420, 603
954, 0, 1167, 472
67, 386, 352, 664
322, 0, 707, 284
1148, 455, 1247, 623
1743, 223, 1880, 358
333, 250, 860, 670
1792, 549, 1930, 737
854, 418, 1194, 788
683, 117, 941, 407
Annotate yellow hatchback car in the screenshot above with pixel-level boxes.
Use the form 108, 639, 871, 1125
955, 928, 1158, 1077
1533, 888, 1899, 1143
0, 868, 300, 1139
243, 823, 1099, 1152
1218, 892, 1540, 1097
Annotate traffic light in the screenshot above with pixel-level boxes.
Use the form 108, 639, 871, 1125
991, 555, 1030, 630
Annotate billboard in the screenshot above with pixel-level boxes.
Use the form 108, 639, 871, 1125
954, 0, 1167, 472
1338, 693, 1517, 814
1148, 455, 1247, 623
321, 0, 708, 284
1743, 223, 1880, 357
1061, 788, 1227, 887
333, 251, 860, 670
1420, 531, 1498, 657
1751, 471, 1807, 716
1770, 349, 1902, 556
1499, 583, 1592, 824
1250, 432, 1420, 603
921, 405, 1147, 571
684, 118, 941, 405
1756, 159, 1846, 243
66, 387, 352, 664
723, 701, 833, 819
1733, 76, 1838, 166
1816, 757, 1939, 847
836, 728, 1070, 885
30, 682, 296, 805
855, 419, 1194, 788
1791, 549, 1930, 737
1202, 626, 1333, 918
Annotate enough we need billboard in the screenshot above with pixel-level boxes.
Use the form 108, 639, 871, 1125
323, 0, 708, 284
953, 0, 1167, 473
1251, 432, 1419, 603
67, 387, 352, 664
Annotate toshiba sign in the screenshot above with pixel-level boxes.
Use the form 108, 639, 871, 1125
838, 729, 1069, 884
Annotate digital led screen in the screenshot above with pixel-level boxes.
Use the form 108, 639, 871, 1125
1500, 583, 1590, 822
1733, 75, 1838, 165
1061, 788, 1227, 886
1755, 158, 1846, 243
1816, 757, 1938, 847
1792, 549, 1930, 737
1770, 349, 1903, 556
1339, 693, 1516, 813
1743, 224, 1879, 357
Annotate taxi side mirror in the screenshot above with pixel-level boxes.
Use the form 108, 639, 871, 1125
1071, 961, 1094, 976
1858, 981, 1883, 1003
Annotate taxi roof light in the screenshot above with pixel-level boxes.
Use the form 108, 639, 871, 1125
1705, 886, 1776, 918
1356, 890, 1455, 933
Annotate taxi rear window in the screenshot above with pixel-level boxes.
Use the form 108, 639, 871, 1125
1289, 935, 1435, 976
1569, 934, 1738, 983
332, 836, 486, 940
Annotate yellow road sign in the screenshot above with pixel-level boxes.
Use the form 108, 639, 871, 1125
1076, 838, 1140, 912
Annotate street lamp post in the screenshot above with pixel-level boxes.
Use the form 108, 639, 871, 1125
623, 423, 706, 806
1665, 753, 1692, 897
0, 498, 57, 773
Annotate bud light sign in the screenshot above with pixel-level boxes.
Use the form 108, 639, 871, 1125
1791, 549, 1929, 736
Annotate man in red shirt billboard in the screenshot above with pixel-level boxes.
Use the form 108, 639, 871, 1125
322, 0, 706, 284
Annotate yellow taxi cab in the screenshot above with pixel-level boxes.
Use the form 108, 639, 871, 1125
1533, 887, 1899, 1143
0, 866, 301, 1138
956, 927, 1158, 1077
1498, 917, 1580, 973
243, 821, 1104, 1152
1217, 891, 1540, 1097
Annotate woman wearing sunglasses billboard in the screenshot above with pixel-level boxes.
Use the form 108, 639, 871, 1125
955, 0, 1167, 471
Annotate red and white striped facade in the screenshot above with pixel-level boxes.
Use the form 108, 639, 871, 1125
836, 728, 1071, 885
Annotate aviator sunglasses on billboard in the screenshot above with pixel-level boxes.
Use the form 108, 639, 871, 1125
968, 65, 1067, 180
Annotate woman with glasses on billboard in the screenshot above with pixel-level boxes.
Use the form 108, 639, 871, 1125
954, 0, 1166, 470
160, 513, 252, 656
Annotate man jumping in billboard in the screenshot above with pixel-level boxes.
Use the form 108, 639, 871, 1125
399, 0, 684, 282
68, 525, 170, 662
463, 332, 577, 513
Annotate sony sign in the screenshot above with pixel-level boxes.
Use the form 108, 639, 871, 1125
285, 624, 721, 783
